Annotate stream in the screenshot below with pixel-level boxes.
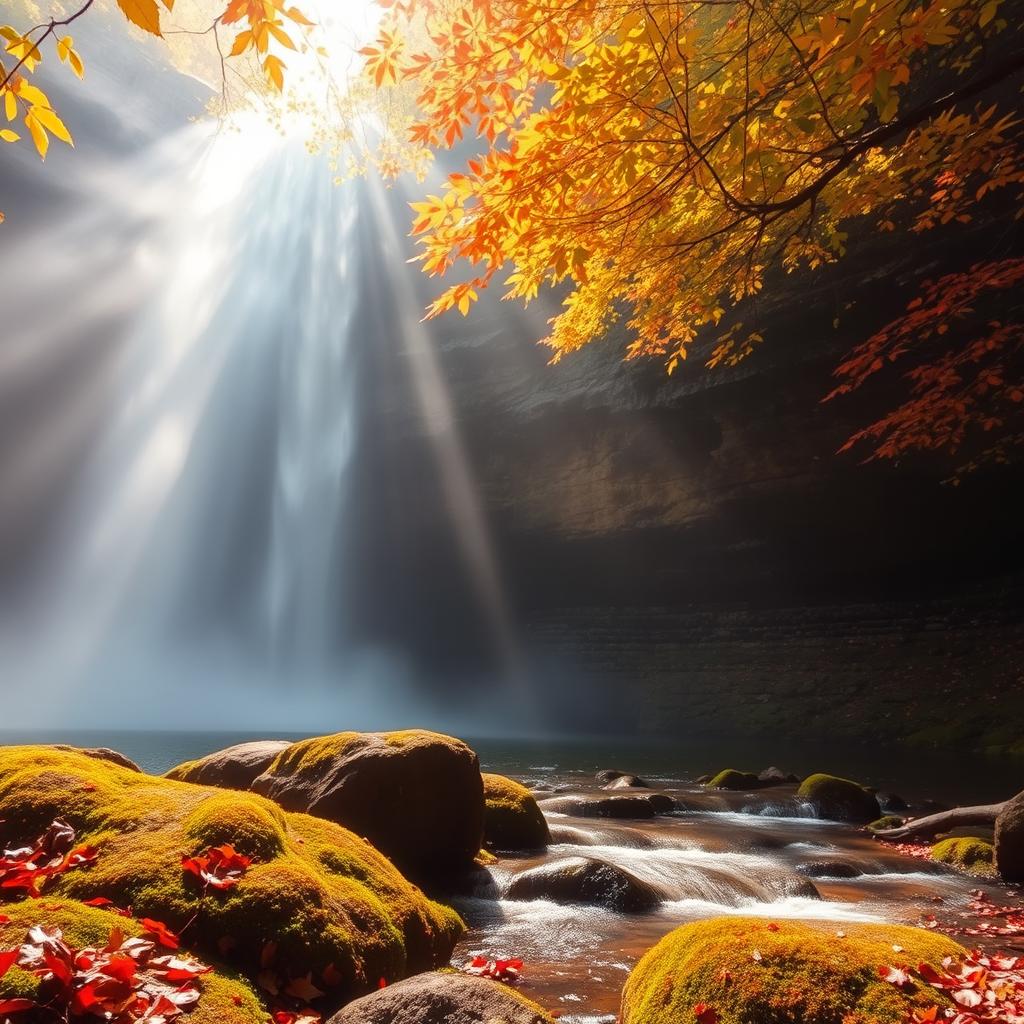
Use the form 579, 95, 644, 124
451, 770, 1023, 1024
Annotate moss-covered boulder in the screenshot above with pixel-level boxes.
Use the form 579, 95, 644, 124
0, 746, 462, 1007
620, 918, 967, 1024
481, 774, 550, 851
166, 740, 291, 790
251, 731, 484, 880
932, 836, 996, 876
706, 769, 761, 791
995, 789, 1024, 882
505, 856, 661, 912
797, 773, 881, 822
0, 898, 264, 1024
328, 971, 556, 1023
867, 815, 905, 832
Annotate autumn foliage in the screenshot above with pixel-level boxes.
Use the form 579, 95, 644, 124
366, 0, 1024, 462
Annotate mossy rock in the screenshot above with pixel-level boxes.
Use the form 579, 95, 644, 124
481, 774, 550, 851
867, 815, 905, 832
0, 746, 463, 1008
166, 740, 291, 790
0, 897, 264, 1024
932, 836, 996, 876
328, 971, 556, 1023
620, 917, 967, 1024
797, 773, 881, 822
252, 731, 484, 880
706, 769, 761, 791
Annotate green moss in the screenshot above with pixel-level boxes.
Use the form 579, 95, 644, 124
166, 757, 203, 782
481, 774, 550, 850
0, 898, 264, 1024
706, 769, 760, 790
932, 837, 996, 876
0, 746, 463, 1007
796, 773, 880, 822
620, 918, 967, 1024
867, 815, 905, 832
266, 732, 364, 778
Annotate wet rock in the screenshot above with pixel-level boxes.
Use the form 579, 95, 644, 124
797, 773, 881, 823
603, 774, 650, 789
165, 740, 291, 790
482, 773, 550, 850
538, 795, 660, 819
695, 774, 713, 784
758, 766, 800, 785
995, 789, 1024, 882
596, 769, 627, 784
796, 859, 863, 878
506, 856, 662, 912
877, 792, 909, 812
646, 793, 676, 814
328, 971, 555, 1024
706, 768, 761, 790
251, 730, 484, 879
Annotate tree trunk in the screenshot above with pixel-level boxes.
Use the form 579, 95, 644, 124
875, 802, 1007, 841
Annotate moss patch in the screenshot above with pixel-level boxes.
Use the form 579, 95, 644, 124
706, 769, 760, 790
797, 773, 881, 822
620, 917, 967, 1024
0, 746, 463, 1008
867, 815, 905, 832
481, 774, 550, 851
932, 837, 996, 876
0, 898, 264, 1024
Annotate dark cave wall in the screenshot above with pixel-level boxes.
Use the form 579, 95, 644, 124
349, 197, 1024, 748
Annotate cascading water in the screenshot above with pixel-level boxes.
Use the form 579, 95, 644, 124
0, 117, 518, 728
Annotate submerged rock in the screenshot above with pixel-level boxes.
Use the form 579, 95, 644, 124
797, 773, 881, 822
0, 898, 265, 1024
538, 795, 660, 819
506, 856, 662, 912
796, 859, 863, 878
595, 769, 628, 784
706, 769, 761, 791
0, 746, 463, 1007
251, 730, 484, 879
328, 971, 555, 1024
995, 789, 1024, 882
482, 773, 550, 850
620, 917, 968, 1024
603, 774, 650, 789
165, 740, 291, 790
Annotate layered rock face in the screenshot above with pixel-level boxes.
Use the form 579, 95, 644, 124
342, 195, 1024, 749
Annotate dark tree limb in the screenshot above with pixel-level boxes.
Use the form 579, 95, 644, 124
876, 802, 1007, 841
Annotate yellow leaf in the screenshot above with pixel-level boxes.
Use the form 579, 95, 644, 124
268, 23, 295, 49
57, 35, 72, 61
25, 111, 47, 159
285, 6, 314, 26
264, 53, 285, 91
4, 90, 16, 121
32, 106, 72, 145
228, 30, 251, 56
68, 49, 84, 78
0, 128, 19, 141
116, 0, 162, 36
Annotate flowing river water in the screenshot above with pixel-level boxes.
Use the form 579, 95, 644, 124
447, 771, 1023, 1024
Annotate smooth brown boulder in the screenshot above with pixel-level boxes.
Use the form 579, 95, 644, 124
50, 745, 141, 772
251, 730, 484, 879
505, 856, 661, 912
328, 972, 555, 1024
165, 740, 291, 790
995, 789, 1024, 882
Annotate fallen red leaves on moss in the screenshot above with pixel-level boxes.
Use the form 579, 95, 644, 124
1, 819, 98, 899
181, 845, 252, 892
0, 922, 210, 1022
